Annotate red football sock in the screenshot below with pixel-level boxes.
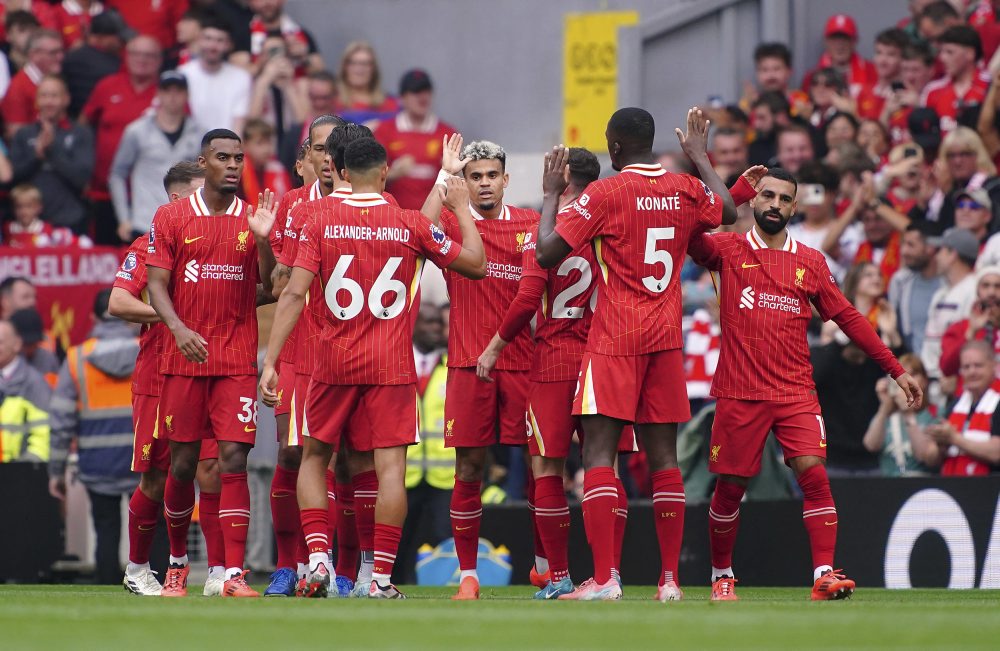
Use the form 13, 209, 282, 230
352, 470, 378, 553
219, 472, 251, 570
198, 491, 224, 569
300, 507, 329, 556
614, 478, 628, 572
450, 478, 483, 571
533, 475, 570, 582
270, 465, 300, 569
526, 472, 546, 563
581, 467, 617, 585
651, 468, 685, 587
163, 473, 194, 559
798, 464, 837, 571
127, 488, 160, 565
708, 478, 745, 572
372, 523, 403, 581
325, 470, 337, 555
335, 482, 359, 580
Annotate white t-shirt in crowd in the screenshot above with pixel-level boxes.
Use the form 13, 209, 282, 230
177, 60, 251, 132
788, 220, 862, 283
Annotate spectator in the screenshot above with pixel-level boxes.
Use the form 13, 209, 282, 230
922, 227, 980, 379
103, 0, 186, 51
883, 43, 937, 145
928, 126, 1000, 229
247, 33, 307, 153
656, 150, 694, 176
1, 29, 62, 138
953, 187, 994, 246
939, 265, 1000, 378
334, 40, 398, 124
373, 69, 458, 210
62, 12, 127, 118
0, 276, 35, 319
739, 42, 809, 117
201, 0, 253, 56
240, 117, 291, 202
278, 69, 337, 170
747, 90, 791, 165
81, 34, 161, 245
9, 75, 94, 234
858, 119, 890, 165
880, 142, 931, 219
970, 0, 1000, 61
707, 126, 749, 182
908, 106, 943, 160
803, 14, 877, 98
10, 307, 60, 380
2, 10, 40, 74
826, 261, 903, 349
889, 222, 943, 355
243, 0, 322, 75
789, 160, 856, 280
856, 28, 909, 121
807, 67, 854, 133
48, 289, 139, 584
863, 353, 935, 476
3, 183, 86, 248
823, 111, 859, 155
925, 340, 1000, 474
109, 71, 202, 239
0, 319, 51, 463
773, 123, 814, 175
921, 26, 989, 135
916, 1, 962, 44
36, 0, 103, 50
178, 14, 252, 133
165, 8, 201, 69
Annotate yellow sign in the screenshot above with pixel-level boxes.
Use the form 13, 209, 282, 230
563, 11, 639, 151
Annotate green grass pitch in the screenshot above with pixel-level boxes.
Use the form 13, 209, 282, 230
2, 585, 998, 650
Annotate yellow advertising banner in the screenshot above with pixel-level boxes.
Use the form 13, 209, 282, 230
563, 11, 639, 151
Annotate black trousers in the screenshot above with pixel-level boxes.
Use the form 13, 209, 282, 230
87, 489, 124, 585
394, 482, 453, 584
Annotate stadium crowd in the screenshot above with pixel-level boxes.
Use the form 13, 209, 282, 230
0, 0, 998, 596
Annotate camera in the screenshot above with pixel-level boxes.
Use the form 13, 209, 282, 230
800, 183, 825, 206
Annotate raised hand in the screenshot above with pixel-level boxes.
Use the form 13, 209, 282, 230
674, 106, 711, 160
542, 145, 569, 197
442, 133, 470, 175
442, 176, 469, 212
248, 189, 277, 238
740, 165, 768, 188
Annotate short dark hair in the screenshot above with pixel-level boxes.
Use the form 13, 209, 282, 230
201, 128, 241, 152
752, 90, 791, 115
307, 69, 337, 86
812, 67, 847, 93
824, 111, 859, 139
343, 137, 387, 174
754, 42, 792, 67
163, 161, 205, 194
326, 123, 374, 175
197, 12, 232, 34
567, 148, 600, 188
5, 9, 39, 32
297, 138, 310, 161
902, 42, 935, 66
920, 1, 960, 24
938, 25, 982, 60
763, 167, 798, 194
308, 113, 346, 142
776, 123, 812, 145
93, 289, 112, 321
607, 107, 655, 149
796, 160, 839, 191
0, 276, 32, 295
906, 220, 943, 239
875, 27, 910, 51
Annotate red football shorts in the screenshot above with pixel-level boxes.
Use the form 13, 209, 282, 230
573, 349, 690, 424
273, 361, 295, 418
303, 380, 418, 451
444, 367, 529, 448
709, 397, 827, 477
528, 380, 636, 457
200, 438, 219, 461
131, 393, 169, 472
158, 375, 259, 445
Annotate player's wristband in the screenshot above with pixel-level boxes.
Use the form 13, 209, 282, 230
435, 169, 450, 187
729, 175, 758, 206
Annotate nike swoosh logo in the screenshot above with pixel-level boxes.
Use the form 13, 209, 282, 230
343, 510, 355, 516
713, 527, 734, 534
244, 426, 256, 433
819, 441, 827, 448
271, 491, 291, 498
138, 525, 155, 531
169, 523, 183, 528
184, 236, 204, 244
456, 525, 473, 531
824, 521, 838, 526
741, 262, 760, 269
230, 523, 249, 527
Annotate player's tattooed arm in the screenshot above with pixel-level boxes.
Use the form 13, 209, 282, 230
441, 176, 487, 279
535, 146, 573, 268
675, 106, 738, 225
260, 266, 313, 406
420, 133, 469, 226
255, 283, 276, 306
248, 189, 278, 294
108, 287, 159, 324
271, 263, 292, 299
147, 266, 208, 364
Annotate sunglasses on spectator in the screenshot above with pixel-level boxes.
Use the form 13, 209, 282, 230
956, 199, 985, 210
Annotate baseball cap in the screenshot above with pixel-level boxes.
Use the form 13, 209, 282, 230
907, 107, 942, 153
158, 70, 188, 90
955, 187, 992, 211
928, 227, 980, 263
9, 308, 44, 345
90, 11, 132, 39
824, 14, 857, 40
399, 69, 432, 95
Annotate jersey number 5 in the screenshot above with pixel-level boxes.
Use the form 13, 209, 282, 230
642, 227, 675, 293
326, 255, 407, 320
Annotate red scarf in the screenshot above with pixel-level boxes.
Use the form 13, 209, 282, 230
944, 386, 999, 476
854, 231, 901, 284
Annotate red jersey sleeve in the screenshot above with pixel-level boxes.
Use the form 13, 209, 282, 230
691, 176, 724, 230
810, 257, 853, 321
520, 229, 548, 280
554, 185, 606, 250
145, 207, 176, 270
411, 211, 462, 270
112, 244, 147, 298
277, 201, 308, 268
687, 232, 723, 271
293, 214, 320, 275
834, 307, 906, 379
939, 319, 970, 377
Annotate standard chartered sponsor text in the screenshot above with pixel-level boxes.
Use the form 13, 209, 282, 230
487, 260, 521, 281
201, 263, 245, 281
757, 292, 800, 313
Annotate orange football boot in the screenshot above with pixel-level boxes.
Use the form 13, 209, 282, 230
160, 564, 189, 597
451, 575, 480, 600
223, 570, 261, 598
811, 569, 855, 601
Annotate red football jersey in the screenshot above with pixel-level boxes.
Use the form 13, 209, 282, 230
689, 227, 852, 402
146, 188, 261, 377
294, 192, 461, 385
521, 225, 597, 382
555, 163, 723, 355
441, 204, 539, 370
374, 113, 456, 209
113, 236, 168, 396
920, 73, 991, 133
